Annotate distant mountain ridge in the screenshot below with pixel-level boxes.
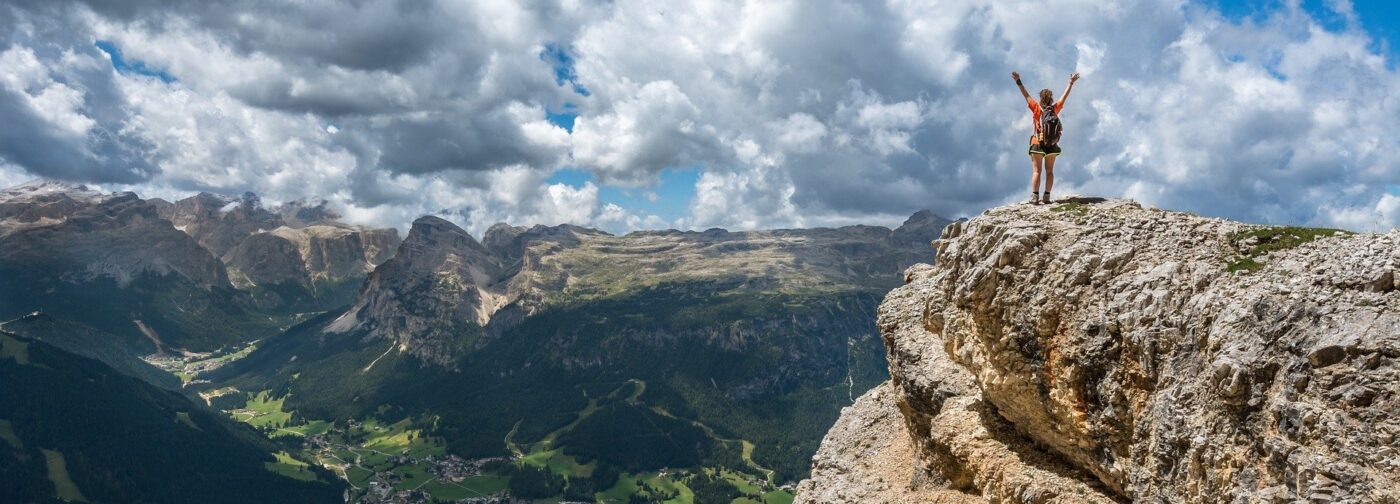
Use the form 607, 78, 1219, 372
0, 181, 263, 352
326, 208, 950, 366
0, 180, 402, 353
156, 190, 400, 313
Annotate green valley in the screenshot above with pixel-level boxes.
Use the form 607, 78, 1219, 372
219, 380, 797, 504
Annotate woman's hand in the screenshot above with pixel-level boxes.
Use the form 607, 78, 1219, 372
1069, 72, 1080, 84
1012, 71, 1021, 81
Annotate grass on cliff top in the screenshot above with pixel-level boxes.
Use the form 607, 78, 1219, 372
1231, 226, 1351, 257
1226, 257, 1263, 273
1227, 226, 1352, 274
1050, 202, 1090, 216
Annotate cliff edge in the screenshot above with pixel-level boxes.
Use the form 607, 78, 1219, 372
797, 198, 1399, 503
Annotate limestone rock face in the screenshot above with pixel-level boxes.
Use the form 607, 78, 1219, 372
161, 191, 400, 311
159, 192, 282, 258
799, 199, 1399, 503
225, 224, 400, 310
0, 182, 259, 351
226, 232, 308, 287
0, 181, 229, 289
326, 216, 510, 364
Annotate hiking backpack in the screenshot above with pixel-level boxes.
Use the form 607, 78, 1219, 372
1039, 103, 1063, 146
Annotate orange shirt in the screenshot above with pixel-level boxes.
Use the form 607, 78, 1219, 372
1027, 98, 1064, 142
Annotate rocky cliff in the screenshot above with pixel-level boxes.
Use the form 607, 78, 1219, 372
225, 224, 399, 311
158, 191, 283, 258
157, 190, 399, 312
0, 181, 268, 351
0, 181, 229, 289
325, 215, 512, 363
798, 198, 1399, 503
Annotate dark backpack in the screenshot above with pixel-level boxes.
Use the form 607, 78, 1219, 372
1039, 103, 1062, 146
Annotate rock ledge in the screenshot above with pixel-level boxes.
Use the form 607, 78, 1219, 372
798, 198, 1399, 503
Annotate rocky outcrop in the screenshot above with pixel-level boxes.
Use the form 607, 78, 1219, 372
0, 181, 262, 351
225, 224, 399, 311
799, 199, 1399, 503
0, 181, 229, 290
159, 192, 282, 258
160, 191, 400, 312
326, 216, 510, 364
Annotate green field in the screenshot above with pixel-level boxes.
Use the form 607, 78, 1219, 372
361, 418, 446, 459
1, 334, 32, 365
596, 472, 694, 504
420, 474, 509, 500
720, 469, 761, 494
343, 465, 374, 488
762, 490, 796, 504
648, 473, 694, 503
232, 390, 294, 429
521, 448, 593, 478
265, 451, 319, 482
279, 419, 333, 437
43, 449, 87, 502
0, 419, 23, 449
174, 411, 201, 430
390, 464, 433, 490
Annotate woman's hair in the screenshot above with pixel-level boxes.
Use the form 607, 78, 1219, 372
1039, 89, 1055, 108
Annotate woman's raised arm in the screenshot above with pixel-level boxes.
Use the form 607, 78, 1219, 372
1058, 72, 1080, 108
1012, 71, 1031, 100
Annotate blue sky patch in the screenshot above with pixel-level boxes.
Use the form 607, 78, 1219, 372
1387, 184, 1400, 196
546, 103, 579, 132
540, 43, 589, 96
547, 168, 593, 187
94, 40, 175, 83
1208, 0, 1399, 61
548, 167, 701, 226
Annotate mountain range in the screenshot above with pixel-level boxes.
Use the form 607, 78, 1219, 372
0, 179, 947, 503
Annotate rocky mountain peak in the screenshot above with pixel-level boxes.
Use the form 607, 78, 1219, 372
160, 192, 281, 257
890, 208, 949, 247
277, 197, 340, 227
399, 215, 493, 259
0, 179, 101, 202
148, 189, 401, 312
482, 222, 527, 257
0, 183, 228, 289
407, 214, 471, 239
899, 208, 936, 224
798, 198, 1399, 503
326, 215, 507, 364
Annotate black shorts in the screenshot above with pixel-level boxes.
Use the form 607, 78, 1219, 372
1028, 137, 1062, 157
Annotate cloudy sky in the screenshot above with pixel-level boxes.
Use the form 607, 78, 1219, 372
2, 0, 1398, 235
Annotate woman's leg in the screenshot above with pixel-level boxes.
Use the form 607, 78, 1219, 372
1030, 154, 1044, 196
1044, 155, 1056, 196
